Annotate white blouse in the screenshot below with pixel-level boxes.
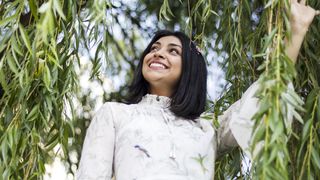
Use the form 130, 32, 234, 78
77, 83, 260, 180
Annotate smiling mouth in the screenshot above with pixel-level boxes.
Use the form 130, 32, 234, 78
149, 62, 168, 69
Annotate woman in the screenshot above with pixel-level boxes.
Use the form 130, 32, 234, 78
77, 1, 319, 179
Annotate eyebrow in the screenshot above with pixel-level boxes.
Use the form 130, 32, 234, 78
153, 41, 182, 49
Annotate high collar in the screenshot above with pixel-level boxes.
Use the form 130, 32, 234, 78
139, 94, 171, 108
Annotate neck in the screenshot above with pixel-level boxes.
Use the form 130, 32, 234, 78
149, 85, 173, 97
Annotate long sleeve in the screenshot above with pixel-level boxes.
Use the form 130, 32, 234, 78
217, 82, 294, 159
77, 103, 115, 180
217, 82, 260, 158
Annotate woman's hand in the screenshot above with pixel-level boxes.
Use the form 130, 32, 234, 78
286, 0, 319, 63
290, 0, 320, 34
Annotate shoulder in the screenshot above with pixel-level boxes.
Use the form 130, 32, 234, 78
95, 102, 140, 126
102, 101, 138, 113
95, 101, 133, 117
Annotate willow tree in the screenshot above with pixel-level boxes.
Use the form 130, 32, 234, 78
176, 0, 320, 179
0, 0, 319, 179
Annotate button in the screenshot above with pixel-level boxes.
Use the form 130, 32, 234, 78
156, 96, 160, 101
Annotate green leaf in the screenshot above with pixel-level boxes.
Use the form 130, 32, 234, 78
0, 14, 17, 27
27, 104, 40, 121
270, 119, 284, 144
287, 88, 304, 106
43, 64, 52, 90
0, 31, 12, 52
267, 146, 278, 164
48, 44, 62, 68
262, 27, 278, 52
159, 0, 174, 21
0, 68, 8, 93
31, 129, 41, 144
252, 125, 266, 148
317, 96, 320, 121
6, 53, 19, 75
45, 133, 59, 151
292, 110, 304, 124
38, 1, 55, 43
18, 24, 32, 54
302, 119, 313, 142
53, 0, 66, 20
1, 139, 8, 163
18, 70, 25, 88
29, 0, 39, 20
305, 89, 318, 113
311, 146, 320, 170
39, 1, 51, 13
47, 54, 62, 69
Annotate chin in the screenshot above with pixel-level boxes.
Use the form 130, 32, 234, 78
144, 73, 165, 83
143, 67, 164, 78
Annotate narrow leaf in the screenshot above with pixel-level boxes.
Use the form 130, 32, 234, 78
18, 24, 32, 54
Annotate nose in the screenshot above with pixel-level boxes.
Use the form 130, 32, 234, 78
153, 49, 165, 59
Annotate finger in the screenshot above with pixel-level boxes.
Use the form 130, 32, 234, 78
316, 10, 320, 15
300, 0, 306, 5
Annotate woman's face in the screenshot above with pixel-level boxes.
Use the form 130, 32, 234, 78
142, 36, 182, 96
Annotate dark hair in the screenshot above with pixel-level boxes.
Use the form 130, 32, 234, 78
126, 30, 207, 120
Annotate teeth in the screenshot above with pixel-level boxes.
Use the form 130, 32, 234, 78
150, 63, 166, 69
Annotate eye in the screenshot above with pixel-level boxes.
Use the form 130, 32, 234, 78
150, 45, 159, 52
169, 48, 180, 55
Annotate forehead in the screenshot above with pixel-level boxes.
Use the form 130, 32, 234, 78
155, 36, 181, 46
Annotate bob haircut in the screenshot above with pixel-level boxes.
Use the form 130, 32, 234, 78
126, 30, 207, 120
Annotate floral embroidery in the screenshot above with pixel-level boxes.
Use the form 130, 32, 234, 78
192, 154, 208, 174
134, 145, 151, 158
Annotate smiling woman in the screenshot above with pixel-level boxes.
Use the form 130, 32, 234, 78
129, 30, 207, 120
142, 36, 183, 97
76, 1, 319, 179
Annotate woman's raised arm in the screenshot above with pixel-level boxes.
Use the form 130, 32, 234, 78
217, 0, 319, 158
286, 0, 319, 63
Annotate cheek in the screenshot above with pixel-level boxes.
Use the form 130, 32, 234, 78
142, 65, 147, 79
141, 56, 150, 79
142, 54, 151, 69
173, 57, 182, 76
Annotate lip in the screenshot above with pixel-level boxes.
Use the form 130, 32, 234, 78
148, 60, 169, 69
